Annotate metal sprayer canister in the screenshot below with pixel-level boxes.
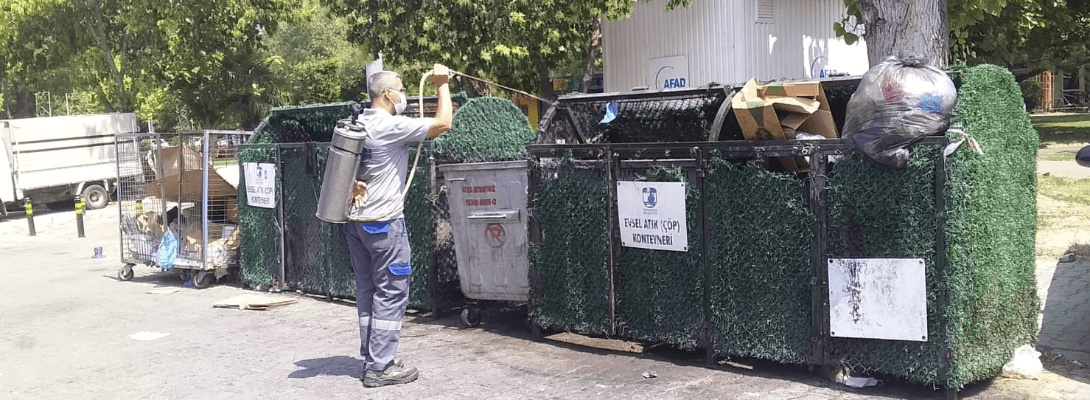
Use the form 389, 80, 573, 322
315, 116, 370, 223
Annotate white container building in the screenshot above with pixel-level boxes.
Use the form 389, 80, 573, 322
601, 0, 870, 92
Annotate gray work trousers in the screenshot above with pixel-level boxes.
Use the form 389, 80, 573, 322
344, 218, 412, 372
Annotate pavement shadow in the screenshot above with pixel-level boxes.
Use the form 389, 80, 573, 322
288, 356, 361, 380
101, 265, 246, 291
404, 307, 965, 399
1038, 245, 1090, 383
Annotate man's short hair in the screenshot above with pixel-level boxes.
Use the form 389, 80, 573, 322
368, 71, 403, 101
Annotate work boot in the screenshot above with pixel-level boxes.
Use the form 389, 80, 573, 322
362, 363, 419, 388
358, 359, 404, 384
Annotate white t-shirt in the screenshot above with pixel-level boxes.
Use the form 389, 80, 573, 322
347, 108, 432, 221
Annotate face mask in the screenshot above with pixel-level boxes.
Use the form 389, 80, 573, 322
391, 90, 407, 115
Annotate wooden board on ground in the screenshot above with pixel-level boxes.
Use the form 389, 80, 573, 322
213, 294, 297, 310
545, 332, 645, 353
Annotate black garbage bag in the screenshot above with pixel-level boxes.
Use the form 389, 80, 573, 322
1077, 145, 1090, 168
842, 56, 958, 169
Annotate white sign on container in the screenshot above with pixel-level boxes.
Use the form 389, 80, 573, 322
648, 55, 689, 90
243, 162, 276, 209
828, 258, 928, 342
617, 181, 687, 252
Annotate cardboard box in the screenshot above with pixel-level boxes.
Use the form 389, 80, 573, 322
731, 78, 839, 171
146, 169, 237, 202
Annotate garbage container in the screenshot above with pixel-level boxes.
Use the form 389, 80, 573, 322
439, 161, 531, 304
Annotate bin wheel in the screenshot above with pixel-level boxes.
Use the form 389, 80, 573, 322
527, 319, 542, 340
460, 306, 482, 328
177, 269, 192, 283
193, 271, 214, 289
118, 264, 135, 281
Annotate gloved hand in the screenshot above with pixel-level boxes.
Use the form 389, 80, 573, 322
430, 64, 451, 86
351, 181, 368, 208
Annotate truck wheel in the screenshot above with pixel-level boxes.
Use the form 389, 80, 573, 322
82, 185, 109, 209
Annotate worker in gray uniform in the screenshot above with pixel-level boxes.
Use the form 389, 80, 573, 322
345, 64, 452, 387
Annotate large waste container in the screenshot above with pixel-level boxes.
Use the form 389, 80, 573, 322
526, 65, 1040, 393
439, 161, 531, 303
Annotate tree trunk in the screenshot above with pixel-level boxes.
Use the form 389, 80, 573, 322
90, 2, 129, 109
11, 89, 37, 119
533, 50, 556, 115
858, 0, 948, 67
580, 15, 603, 94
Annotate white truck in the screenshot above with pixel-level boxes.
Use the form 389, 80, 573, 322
0, 113, 138, 216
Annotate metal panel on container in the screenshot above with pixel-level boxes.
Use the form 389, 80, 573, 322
828, 258, 928, 342
440, 161, 530, 302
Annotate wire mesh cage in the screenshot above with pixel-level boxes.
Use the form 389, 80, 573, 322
537, 86, 734, 145
116, 130, 251, 285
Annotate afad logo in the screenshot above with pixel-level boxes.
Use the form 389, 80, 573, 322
642, 187, 658, 208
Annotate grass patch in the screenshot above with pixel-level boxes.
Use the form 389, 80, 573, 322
1066, 243, 1090, 262
1030, 113, 1090, 144
1038, 174, 1090, 206
1038, 152, 1084, 161
1037, 211, 1055, 231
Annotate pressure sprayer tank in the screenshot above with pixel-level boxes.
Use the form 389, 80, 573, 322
315, 116, 370, 223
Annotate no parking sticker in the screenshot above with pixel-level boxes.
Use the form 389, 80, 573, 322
485, 223, 506, 248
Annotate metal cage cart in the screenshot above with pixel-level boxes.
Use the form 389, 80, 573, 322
115, 130, 251, 288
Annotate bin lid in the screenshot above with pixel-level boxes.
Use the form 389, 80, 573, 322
438, 160, 529, 173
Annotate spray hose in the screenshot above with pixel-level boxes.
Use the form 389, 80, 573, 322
398, 71, 435, 207
390, 68, 548, 221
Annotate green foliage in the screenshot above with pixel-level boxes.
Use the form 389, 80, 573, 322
237, 145, 281, 286
286, 59, 343, 105
0, 0, 299, 126
1019, 78, 1042, 112
1030, 113, 1090, 144
615, 165, 702, 348
944, 64, 1039, 387
433, 97, 536, 162
958, 0, 1090, 73
835, 0, 1090, 72
264, 1, 372, 103
136, 87, 189, 132
529, 154, 611, 333
155, 0, 293, 129
824, 147, 949, 385
706, 159, 814, 364
333, 0, 645, 98
526, 65, 1038, 388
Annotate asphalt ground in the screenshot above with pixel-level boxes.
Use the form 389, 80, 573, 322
2, 205, 1088, 400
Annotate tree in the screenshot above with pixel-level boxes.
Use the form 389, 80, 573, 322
153, 0, 293, 129
330, 0, 641, 100
837, 0, 1090, 73
0, 0, 89, 117
958, 0, 1090, 80
0, 0, 167, 117
1, 0, 295, 128
837, 0, 949, 67
264, 0, 372, 104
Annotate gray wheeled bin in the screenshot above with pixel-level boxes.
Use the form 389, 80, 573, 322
438, 160, 530, 326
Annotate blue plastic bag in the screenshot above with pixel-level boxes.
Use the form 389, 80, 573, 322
157, 231, 179, 270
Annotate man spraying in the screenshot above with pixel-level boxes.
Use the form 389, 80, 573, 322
345, 64, 452, 387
